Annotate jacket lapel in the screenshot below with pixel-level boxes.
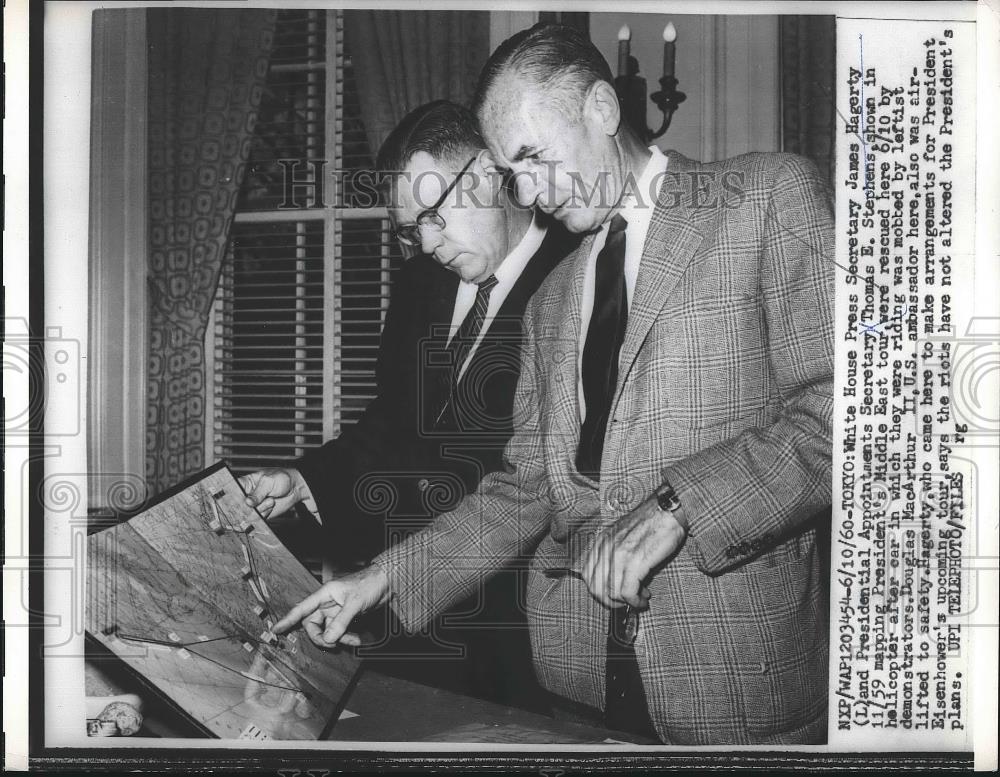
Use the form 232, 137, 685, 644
549, 233, 594, 431
614, 153, 710, 402
428, 264, 460, 340
494, 223, 579, 321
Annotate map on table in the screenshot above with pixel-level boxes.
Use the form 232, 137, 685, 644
86, 462, 360, 740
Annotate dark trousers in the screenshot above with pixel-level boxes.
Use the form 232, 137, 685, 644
543, 608, 661, 743
605, 607, 659, 740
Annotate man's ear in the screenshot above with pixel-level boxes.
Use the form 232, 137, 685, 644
585, 80, 622, 136
476, 148, 509, 189
477, 148, 503, 175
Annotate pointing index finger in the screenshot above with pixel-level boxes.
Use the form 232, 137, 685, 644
274, 588, 328, 634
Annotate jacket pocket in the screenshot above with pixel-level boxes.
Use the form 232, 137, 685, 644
716, 547, 828, 739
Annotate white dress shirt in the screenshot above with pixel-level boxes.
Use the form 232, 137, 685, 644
577, 145, 669, 422
448, 211, 546, 382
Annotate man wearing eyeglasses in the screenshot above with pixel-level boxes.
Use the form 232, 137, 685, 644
239, 100, 579, 712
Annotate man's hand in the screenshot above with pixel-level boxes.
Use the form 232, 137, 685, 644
272, 565, 390, 649
581, 495, 687, 608
238, 468, 309, 520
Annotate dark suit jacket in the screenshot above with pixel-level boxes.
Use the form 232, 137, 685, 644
295, 218, 580, 709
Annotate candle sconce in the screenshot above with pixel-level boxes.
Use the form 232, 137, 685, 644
614, 23, 686, 143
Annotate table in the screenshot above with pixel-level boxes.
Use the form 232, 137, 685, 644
328, 668, 651, 744
92, 660, 651, 744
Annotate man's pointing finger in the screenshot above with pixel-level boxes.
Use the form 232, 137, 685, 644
274, 588, 329, 634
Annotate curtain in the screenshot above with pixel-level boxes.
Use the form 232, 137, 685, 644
780, 16, 837, 182
146, 9, 276, 493
345, 11, 490, 155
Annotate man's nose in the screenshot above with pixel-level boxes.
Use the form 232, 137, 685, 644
512, 171, 541, 208
419, 226, 444, 254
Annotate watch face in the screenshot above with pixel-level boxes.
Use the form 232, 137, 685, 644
657, 487, 679, 511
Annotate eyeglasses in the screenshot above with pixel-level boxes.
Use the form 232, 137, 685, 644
392, 157, 477, 247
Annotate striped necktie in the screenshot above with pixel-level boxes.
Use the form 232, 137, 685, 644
446, 274, 499, 383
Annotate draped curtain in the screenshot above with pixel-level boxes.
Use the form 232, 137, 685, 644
780, 16, 837, 182
345, 11, 490, 155
146, 9, 276, 493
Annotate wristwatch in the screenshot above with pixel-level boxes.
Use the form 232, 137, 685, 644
654, 481, 682, 513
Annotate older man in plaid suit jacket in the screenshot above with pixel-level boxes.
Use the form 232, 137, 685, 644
276, 23, 833, 745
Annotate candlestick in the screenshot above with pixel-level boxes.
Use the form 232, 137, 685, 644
613, 19, 685, 143
617, 24, 631, 77
662, 22, 677, 78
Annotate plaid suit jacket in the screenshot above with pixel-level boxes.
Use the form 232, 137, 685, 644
376, 151, 834, 745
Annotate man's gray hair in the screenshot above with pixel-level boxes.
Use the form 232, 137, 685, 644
472, 22, 615, 124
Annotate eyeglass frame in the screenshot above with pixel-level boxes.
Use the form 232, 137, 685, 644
391, 156, 478, 247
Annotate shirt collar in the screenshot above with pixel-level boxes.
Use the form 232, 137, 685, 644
616, 145, 669, 227
491, 210, 546, 291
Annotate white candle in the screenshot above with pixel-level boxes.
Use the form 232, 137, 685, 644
662, 22, 677, 78
618, 24, 631, 77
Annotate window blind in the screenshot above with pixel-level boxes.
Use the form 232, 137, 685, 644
209, 9, 404, 474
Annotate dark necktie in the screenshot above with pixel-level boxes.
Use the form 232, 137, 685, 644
446, 274, 499, 383
576, 214, 629, 480
575, 215, 658, 739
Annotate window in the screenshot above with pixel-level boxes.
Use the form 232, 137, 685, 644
207, 10, 404, 474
